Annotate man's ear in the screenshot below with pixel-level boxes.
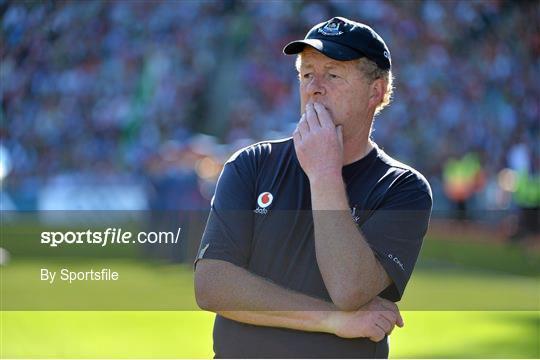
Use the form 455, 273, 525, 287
368, 78, 385, 109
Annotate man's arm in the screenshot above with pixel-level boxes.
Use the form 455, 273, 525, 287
310, 177, 392, 310
195, 258, 402, 341
293, 103, 391, 310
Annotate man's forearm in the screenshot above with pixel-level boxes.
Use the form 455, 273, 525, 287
310, 175, 391, 310
195, 259, 402, 341
195, 259, 336, 333
219, 310, 332, 335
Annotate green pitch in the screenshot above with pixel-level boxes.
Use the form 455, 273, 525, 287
2, 310, 538, 358
1, 231, 538, 358
1, 261, 539, 358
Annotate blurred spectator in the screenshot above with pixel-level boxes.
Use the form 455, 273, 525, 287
442, 153, 485, 220
507, 139, 540, 241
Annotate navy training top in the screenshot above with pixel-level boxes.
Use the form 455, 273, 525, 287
196, 138, 432, 358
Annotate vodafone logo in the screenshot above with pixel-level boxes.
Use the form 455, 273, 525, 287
254, 192, 273, 215
257, 192, 273, 208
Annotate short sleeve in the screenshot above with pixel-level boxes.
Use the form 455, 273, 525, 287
194, 150, 256, 269
360, 173, 432, 301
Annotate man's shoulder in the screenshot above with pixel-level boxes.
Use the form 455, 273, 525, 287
226, 137, 294, 165
375, 146, 432, 197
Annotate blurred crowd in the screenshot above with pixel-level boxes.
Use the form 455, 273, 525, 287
1, 0, 539, 219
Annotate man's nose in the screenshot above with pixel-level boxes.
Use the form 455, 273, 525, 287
306, 76, 326, 97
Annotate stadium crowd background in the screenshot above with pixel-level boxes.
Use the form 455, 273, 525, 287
1, 1, 539, 231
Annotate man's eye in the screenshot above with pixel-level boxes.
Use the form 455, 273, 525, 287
302, 73, 313, 79
329, 74, 339, 79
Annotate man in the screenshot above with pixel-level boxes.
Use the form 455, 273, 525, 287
195, 17, 432, 358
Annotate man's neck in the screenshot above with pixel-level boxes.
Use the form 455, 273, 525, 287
342, 137, 373, 166
340, 113, 375, 165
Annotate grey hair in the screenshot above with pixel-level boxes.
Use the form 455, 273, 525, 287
355, 57, 394, 115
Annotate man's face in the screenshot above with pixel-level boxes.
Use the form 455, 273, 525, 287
298, 47, 371, 132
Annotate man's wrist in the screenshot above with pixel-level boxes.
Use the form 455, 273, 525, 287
318, 310, 361, 338
314, 310, 340, 335
308, 171, 343, 188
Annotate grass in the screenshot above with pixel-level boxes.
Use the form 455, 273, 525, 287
420, 234, 540, 276
1, 311, 215, 358
1, 259, 539, 358
2, 259, 537, 311
1, 311, 538, 358
392, 311, 539, 358
1, 260, 198, 310
1, 223, 539, 358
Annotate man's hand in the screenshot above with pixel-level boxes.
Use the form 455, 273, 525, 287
323, 297, 404, 342
293, 102, 343, 181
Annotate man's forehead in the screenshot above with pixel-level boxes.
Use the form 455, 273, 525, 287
299, 48, 348, 69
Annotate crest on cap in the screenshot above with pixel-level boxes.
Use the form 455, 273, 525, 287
318, 19, 343, 36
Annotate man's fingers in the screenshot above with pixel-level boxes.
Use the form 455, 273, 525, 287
377, 298, 403, 327
382, 301, 403, 327
379, 310, 396, 325
313, 102, 334, 128
293, 128, 302, 142
305, 103, 321, 129
370, 325, 386, 342
396, 311, 404, 327
298, 113, 309, 136
376, 314, 393, 333
384, 322, 396, 336
377, 297, 396, 310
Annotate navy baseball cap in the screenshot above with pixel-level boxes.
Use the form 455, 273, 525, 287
283, 17, 391, 70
